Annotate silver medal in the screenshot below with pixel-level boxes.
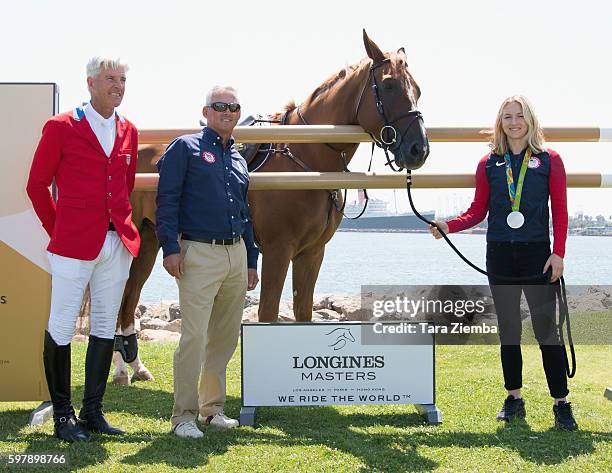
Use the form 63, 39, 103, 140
507, 211, 525, 229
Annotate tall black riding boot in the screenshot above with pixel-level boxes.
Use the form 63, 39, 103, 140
43, 331, 90, 442
78, 335, 125, 435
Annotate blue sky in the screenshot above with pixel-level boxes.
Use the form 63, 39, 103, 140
4, 0, 612, 216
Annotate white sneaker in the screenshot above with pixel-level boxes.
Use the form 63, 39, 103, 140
198, 412, 239, 429
173, 421, 204, 438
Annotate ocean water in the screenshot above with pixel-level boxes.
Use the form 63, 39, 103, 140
139, 234, 612, 303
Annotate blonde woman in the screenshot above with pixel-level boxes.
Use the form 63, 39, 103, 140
429, 96, 577, 430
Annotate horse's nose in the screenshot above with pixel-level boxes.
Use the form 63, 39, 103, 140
410, 141, 429, 160
410, 143, 422, 157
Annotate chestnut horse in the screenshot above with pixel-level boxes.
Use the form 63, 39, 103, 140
252, 30, 429, 321
107, 30, 429, 382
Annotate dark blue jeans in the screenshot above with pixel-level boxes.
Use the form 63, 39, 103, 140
487, 241, 569, 399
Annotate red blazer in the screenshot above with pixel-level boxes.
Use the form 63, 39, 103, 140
26, 105, 140, 260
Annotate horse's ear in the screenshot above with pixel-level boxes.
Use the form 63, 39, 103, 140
397, 47, 407, 60
363, 29, 385, 63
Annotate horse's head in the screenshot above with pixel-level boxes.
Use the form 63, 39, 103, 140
325, 327, 356, 350
356, 30, 429, 170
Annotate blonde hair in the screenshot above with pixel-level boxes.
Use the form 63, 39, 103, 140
491, 95, 546, 155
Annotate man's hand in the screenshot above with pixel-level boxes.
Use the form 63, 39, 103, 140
543, 253, 564, 283
247, 268, 259, 290
163, 253, 184, 279
429, 220, 449, 240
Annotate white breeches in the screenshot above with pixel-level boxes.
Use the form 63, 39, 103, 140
47, 231, 133, 345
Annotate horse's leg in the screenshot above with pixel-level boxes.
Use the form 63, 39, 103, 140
112, 220, 158, 384
292, 244, 325, 322
129, 357, 154, 382
112, 352, 130, 385
122, 320, 154, 382
258, 246, 293, 322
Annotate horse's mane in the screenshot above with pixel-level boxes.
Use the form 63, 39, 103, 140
271, 58, 371, 121
309, 61, 364, 102
270, 100, 297, 122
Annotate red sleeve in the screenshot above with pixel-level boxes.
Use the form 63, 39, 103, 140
548, 149, 568, 258
26, 118, 63, 237
446, 155, 490, 233
126, 125, 138, 195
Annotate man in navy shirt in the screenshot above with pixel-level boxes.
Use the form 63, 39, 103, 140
156, 86, 259, 438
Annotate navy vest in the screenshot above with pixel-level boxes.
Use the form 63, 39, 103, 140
485, 149, 551, 243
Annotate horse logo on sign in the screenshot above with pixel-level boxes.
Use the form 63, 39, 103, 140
326, 327, 356, 351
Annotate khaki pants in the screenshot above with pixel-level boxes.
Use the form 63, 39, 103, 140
171, 239, 247, 427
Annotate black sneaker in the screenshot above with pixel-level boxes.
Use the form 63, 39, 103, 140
553, 401, 578, 431
496, 395, 526, 421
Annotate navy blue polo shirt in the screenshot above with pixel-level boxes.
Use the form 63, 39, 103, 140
155, 127, 259, 268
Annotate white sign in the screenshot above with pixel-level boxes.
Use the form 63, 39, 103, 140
241, 322, 434, 407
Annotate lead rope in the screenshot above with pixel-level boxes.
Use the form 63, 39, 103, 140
404, 170, 576, 377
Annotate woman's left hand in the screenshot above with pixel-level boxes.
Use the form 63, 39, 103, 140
543, 253, 564, 283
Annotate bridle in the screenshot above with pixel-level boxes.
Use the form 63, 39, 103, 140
283, 56, 429, 218
354, 57, 428, 171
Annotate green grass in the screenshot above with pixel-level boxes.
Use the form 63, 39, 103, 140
521, 310, 612, 345
1, 342, 611, 472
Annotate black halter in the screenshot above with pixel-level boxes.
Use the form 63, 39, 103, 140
355, 58, 426, 171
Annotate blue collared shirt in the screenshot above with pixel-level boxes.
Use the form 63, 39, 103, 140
155, 127, 259, 268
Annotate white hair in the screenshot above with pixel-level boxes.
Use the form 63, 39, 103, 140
86, 56, 129, 78
205, 85, 239, 105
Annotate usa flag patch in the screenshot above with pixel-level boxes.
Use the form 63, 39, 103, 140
202, 151, 216, 164
528, 157, 541, 169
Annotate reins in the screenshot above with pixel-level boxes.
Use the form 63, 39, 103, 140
404, 170, 576, 377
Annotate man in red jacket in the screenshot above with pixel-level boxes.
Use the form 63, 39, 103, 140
26, 57, 140, 442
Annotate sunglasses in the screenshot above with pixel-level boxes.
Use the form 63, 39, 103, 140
208, 102, 241, 113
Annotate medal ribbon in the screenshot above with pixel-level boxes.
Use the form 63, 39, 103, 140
504, 148, 532, 212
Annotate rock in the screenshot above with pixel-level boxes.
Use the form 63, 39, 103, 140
568, 286, 612, 312
278, 302, 295, 321
138, 329, 180, 342
136, 303, 150, 318
244, 295, 259, 308
141, 303, 172, 321
242, 305, 259, 323
166, 319, 182, 333
313, 309, 342, 321
140, 318, 169, 331
169, 303, 181, 321
328, 295, 368, 321
313, 295, 332, 311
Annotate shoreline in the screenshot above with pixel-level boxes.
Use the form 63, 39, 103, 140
75, 287, 612, 343
337, 228, 612, 236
